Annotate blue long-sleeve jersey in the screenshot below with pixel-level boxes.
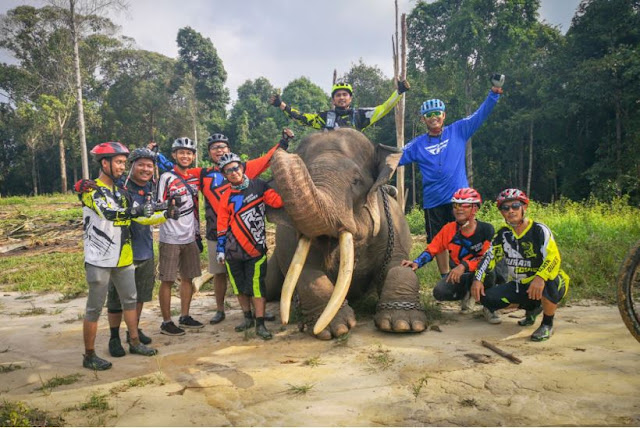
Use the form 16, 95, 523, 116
399, 90, 500, 209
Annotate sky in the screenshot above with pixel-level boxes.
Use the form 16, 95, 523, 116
1, 0, 582, 103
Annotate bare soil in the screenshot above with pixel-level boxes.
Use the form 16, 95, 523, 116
1, 290, 639, 426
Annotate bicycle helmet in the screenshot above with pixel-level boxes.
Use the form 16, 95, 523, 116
451, 187, 482, 205
331, 82, 353, 97
218, 152, 242, 171
171, 137, 196, 153
128, 147, 157, 164
420, 99, 446, 115
90, 142, 129, 162
207, 133, 229, 150
496, 188, 529, 207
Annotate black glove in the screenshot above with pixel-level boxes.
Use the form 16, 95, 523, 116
397, 78, 411, 94
126, 204, 145, 218
279, 128, 294, 151
195, 235, 204, 253
142, 194, 153, 218
270, 94, 282, 108
491, 73, 505, 88
74, 179, 97, 194
164, 198, 180, 220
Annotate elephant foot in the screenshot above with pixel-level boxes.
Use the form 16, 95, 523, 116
301, 305, 356, 340
374, 300, 427, 333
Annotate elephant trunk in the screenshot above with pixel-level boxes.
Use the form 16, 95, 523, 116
272, 150, 354, 238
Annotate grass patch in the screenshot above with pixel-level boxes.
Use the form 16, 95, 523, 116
36, 373, 83, 392
0, 363, 23, 374
0, 399, 64, 427
18, 306, 46, 316
302, 356, 323, 367
61, 313, 84, 324
109, 374, 164, 394
65, 391, 110, 412
286, 383, 314, 395
333, 332, 350, 347
367, 345, 395, 371
459, 398, 478, 407
0, 252, 85, 295
411, 375, 429, 401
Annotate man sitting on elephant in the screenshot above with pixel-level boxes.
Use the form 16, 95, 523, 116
265, 128, 426, 340
268, 79, 410, 131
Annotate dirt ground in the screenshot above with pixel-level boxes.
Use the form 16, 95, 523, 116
1, 290, 639, 427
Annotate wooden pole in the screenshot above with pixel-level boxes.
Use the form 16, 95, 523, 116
393, 2, 408, 211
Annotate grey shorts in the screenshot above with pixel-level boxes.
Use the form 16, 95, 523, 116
85, 263, 136, 322
107, 258, 156, 311
158, 241, 202, 282
207, 239, 228, 275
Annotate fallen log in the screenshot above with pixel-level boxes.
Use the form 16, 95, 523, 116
192, 272, 214, 292
0, 242, 28, 254
481, 340, 522, 364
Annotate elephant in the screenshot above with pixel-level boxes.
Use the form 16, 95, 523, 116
265, 128, 427, 340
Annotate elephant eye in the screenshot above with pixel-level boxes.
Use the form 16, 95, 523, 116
352, 177, 363, 187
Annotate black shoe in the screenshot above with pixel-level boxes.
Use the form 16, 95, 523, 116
209, 311, 226, 325
235, 317, 255, 332
264, 311, 276, 322
83, 353, 112, 371
256, 324, 273, 340
531, 324, 554, 342
108, 337, 125, 358
126, 329, 152, 345
129, 342, 158, 356
179, 315, 204, 330
160, 321, 185, 336
518, 306, 543, 326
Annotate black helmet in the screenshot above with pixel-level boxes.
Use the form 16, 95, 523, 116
218, 152, 242, 171
128, 147, 157, 164
207, 133, 229, 150
171, 137, 196, 152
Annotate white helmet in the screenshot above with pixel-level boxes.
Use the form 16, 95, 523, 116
218, 152, 242, 170
171, 137, 196, 152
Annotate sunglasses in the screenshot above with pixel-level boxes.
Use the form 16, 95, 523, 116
499, 202, 524, 212
210, 145, 228, 150
453, 203, 473, 209
223, 165, 242, 175
423, 111, 443, 118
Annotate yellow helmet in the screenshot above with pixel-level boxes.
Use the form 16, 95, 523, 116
331, 82, 353, 97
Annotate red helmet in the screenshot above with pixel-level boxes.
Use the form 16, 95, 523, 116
90, 142, 129, 162
452, 187, 482, 205
496, 188, 529, 207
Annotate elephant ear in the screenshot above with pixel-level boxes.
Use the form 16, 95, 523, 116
364, 144, 402, 237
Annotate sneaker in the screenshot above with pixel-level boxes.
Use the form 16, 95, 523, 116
460, 292, 475, 314
129, 342, 158, 356
264, 311, 276, 322
531, 324, 554, 342
126, 329, 152, 345
235, 317, 255, 332
209, 311, 226, 325
518, 306, 543, 326
160, 321, 186, 336
179, 315, 204, 330
108, 337, 125, 358
83, 353, 112, 371
483, 307, 502, 324
256, 324, 273, 340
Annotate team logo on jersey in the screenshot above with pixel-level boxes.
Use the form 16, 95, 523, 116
240, 204, 266, 245
425, 139, 449, 155
521, 241, 537, 258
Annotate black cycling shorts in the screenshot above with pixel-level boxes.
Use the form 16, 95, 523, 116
424, 203, 455, 242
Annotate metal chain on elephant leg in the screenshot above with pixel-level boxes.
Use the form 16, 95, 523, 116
374, 186, 394, 294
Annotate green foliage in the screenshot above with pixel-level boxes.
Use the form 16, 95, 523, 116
0, 399, 63, 427
36, 373, 83, 392
0, 252, 85, 295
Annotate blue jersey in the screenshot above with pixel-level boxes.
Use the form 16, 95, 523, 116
125, 180, 156, 261
399, 90, 499, 209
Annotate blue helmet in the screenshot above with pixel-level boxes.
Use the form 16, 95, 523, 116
420, 99, 446, 115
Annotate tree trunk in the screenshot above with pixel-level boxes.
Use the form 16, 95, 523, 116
30, 145, 38, 196
464, 80, 473, 187
58, 133, 68, 193
69, 0, 90, 180
518, 136, 524, 189
527, 120, 533, 196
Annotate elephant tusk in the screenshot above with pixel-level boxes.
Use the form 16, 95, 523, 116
280, 235, 311, 325
313, 231, 354, 335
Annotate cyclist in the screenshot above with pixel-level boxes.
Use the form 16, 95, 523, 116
401, 188, 495, 315
216, 153, 284, 340
80, 142, 160, 370
471, 189, 570, 341
105, 148, 180, 357
268, 79, 410, 131
151, 130, 293, 325
398, 74, 504, 278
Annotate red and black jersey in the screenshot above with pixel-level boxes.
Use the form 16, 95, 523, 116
217, 178, 283, 260
415, 220, 494, 271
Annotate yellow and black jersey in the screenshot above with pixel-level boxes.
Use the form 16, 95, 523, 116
283, 89, 402, 131
475, 219, 570, 285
